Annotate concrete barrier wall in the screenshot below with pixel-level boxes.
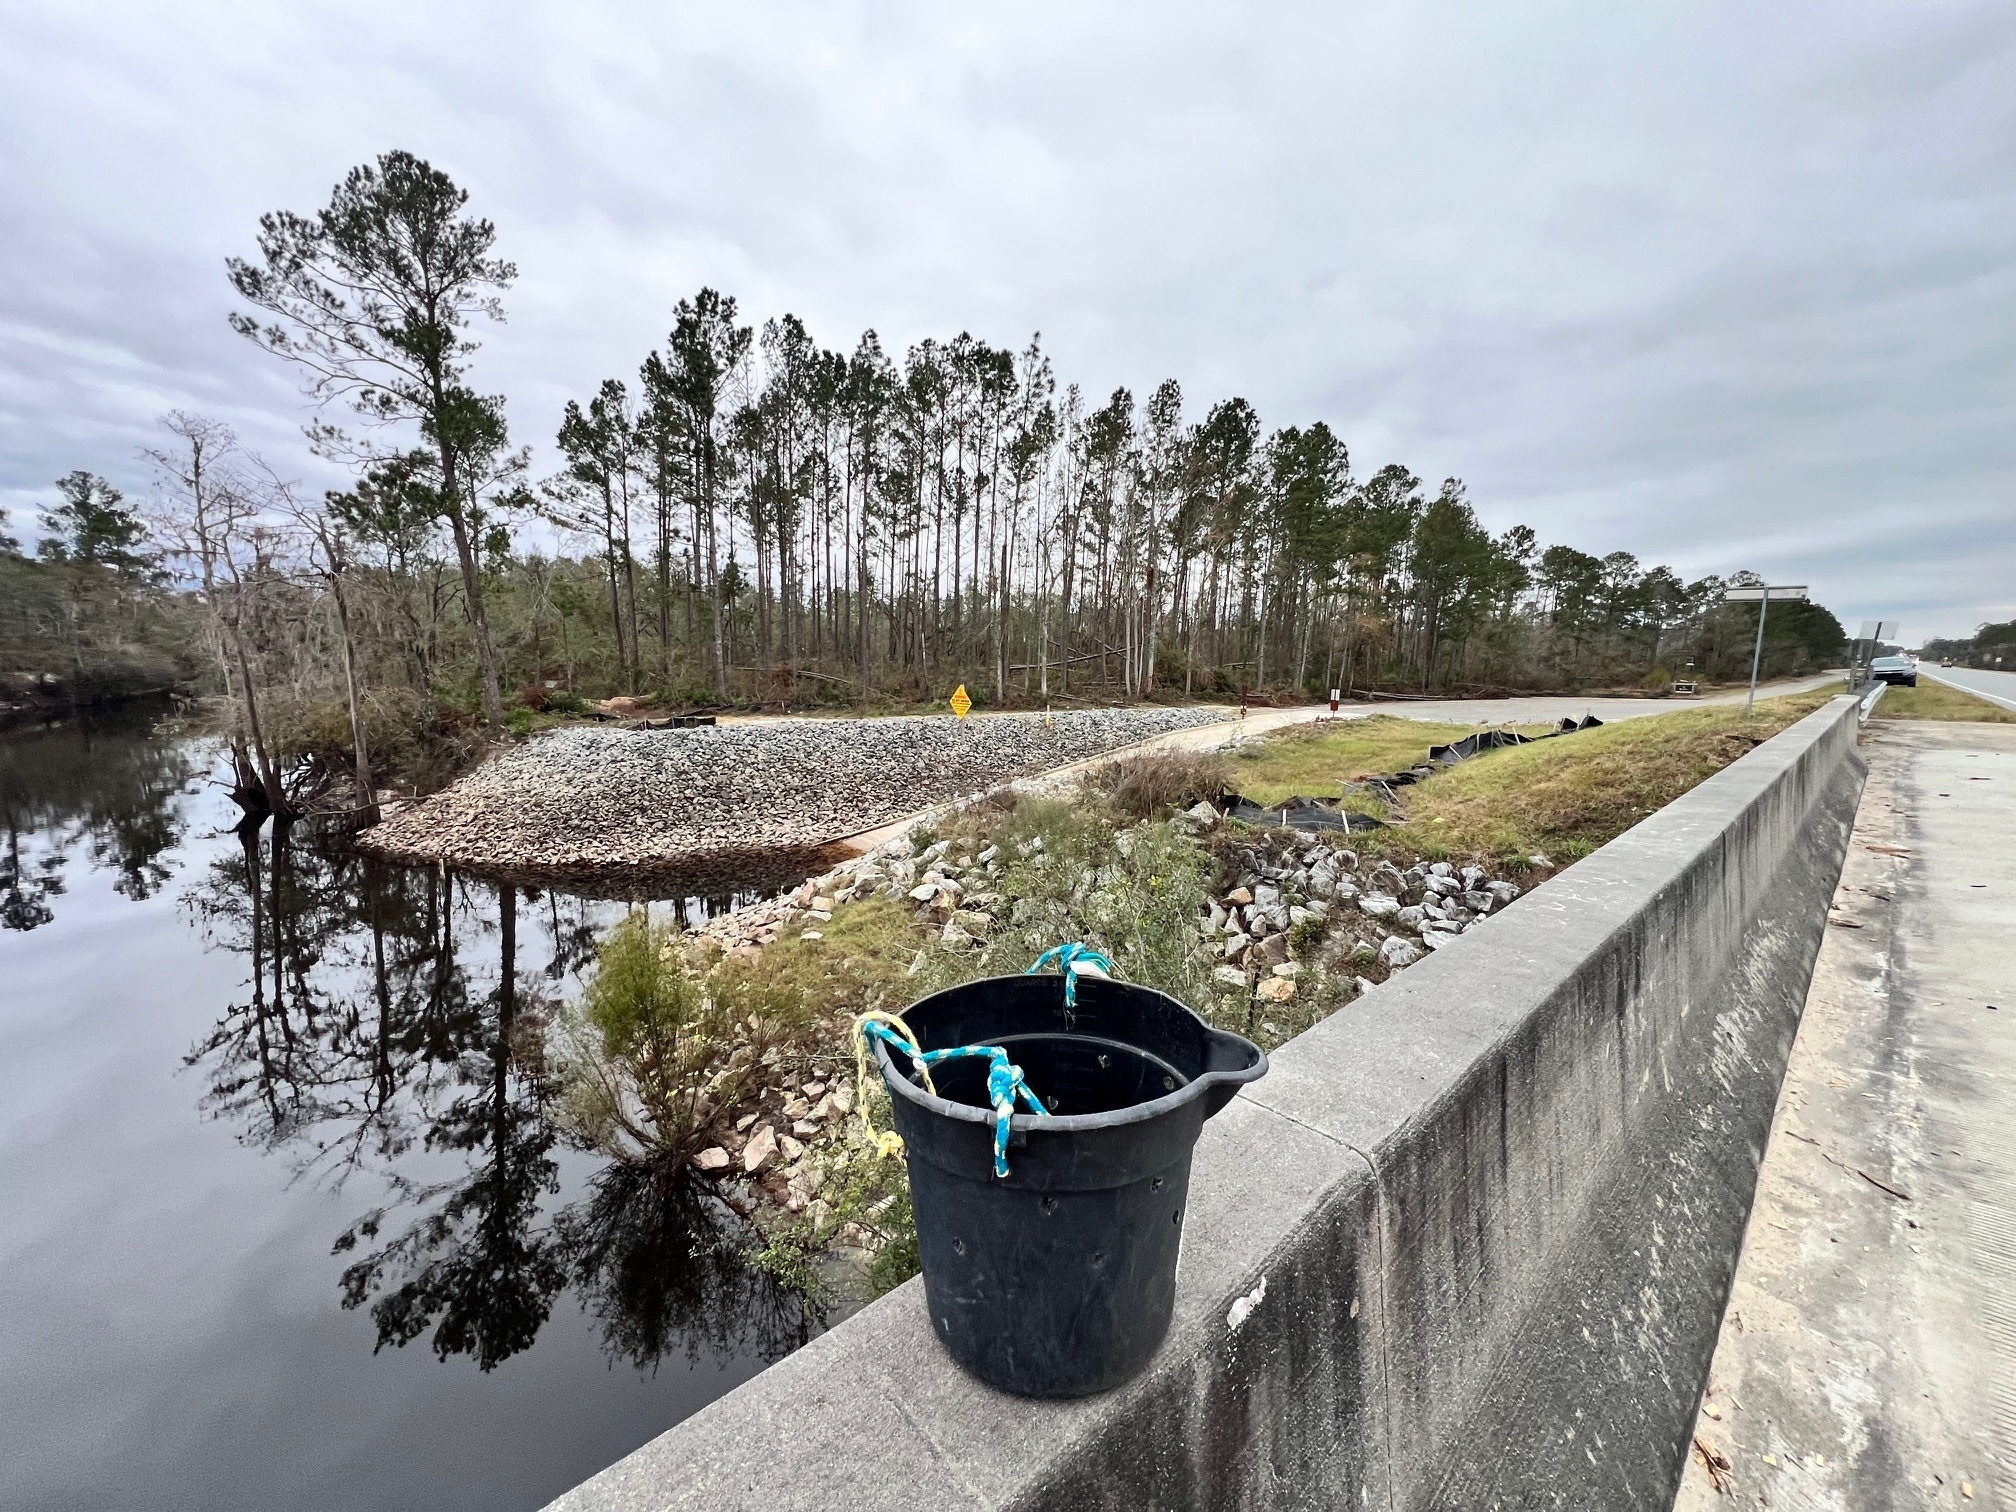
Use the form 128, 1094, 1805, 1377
548, 696, 1867, 1512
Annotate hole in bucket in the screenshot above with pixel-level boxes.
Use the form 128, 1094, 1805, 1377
923, 1033, 1191, 1117
952, 1236, 966, 1256
1040, 1196, 1057, 1217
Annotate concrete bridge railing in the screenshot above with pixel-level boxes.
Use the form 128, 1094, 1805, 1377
547, 695, 1867, 1512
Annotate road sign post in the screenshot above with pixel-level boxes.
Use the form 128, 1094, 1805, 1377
1723, 584, 1809, 716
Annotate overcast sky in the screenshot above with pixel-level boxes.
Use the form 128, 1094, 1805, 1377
2, 1, 2010, 640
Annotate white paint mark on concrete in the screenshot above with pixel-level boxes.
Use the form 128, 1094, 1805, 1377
1227, 1275, 1267, 1332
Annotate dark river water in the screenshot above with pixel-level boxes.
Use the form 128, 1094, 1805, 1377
0, 707, 819, 1512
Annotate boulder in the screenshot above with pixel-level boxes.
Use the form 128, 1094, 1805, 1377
1252, 933, 1291, 968
1223, 932, 1251, 961
742, 1125, 779, 1173
1358, 893, 1401, 920
1184, 800, 1221, 828
1225, 886, 1255, 906
1253, 883, 1282, 908
1461, 890, 1495, 913
691, 1146, 731, 1172
1212, 964, 1253, 990
1255, 976, 1297, 1004
1380, 936, 1422, 968
1395, 905, 1426, 933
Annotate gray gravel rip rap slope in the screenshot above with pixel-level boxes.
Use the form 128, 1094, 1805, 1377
362, 707, 1227, 877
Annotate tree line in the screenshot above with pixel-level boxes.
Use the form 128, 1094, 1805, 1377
1922, 620, 2014, 669
2, 148, 1846, 816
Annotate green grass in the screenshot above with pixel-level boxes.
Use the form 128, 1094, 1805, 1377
1227, 715, 1565, 806
760, 894, 929, 1021
1869, 679, 2016, 723
1231, 687, 1845, 866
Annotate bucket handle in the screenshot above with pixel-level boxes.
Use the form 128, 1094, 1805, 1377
854, 1014, 1051, 1178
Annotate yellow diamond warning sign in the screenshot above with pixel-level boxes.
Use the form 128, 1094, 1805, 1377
949, 684, 972, 720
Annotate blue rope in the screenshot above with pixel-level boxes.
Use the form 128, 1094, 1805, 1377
1025, 942, 1114, 1009
859, 1019, 1049, 1178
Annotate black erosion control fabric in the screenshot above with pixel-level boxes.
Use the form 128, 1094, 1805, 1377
1222, 714, 1606, 831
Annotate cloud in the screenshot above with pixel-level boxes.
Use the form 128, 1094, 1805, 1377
2, 0, 2011, 638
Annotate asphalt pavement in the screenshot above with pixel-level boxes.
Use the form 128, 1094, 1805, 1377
1923, 664, 2016, 713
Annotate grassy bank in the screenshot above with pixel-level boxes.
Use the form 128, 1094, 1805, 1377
1227, 687, 1842, 865
1869, 679, 2016, 723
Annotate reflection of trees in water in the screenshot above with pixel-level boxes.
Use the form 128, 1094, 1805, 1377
182, 823, 820, 1375
560, 1159, 819, 1372
0, 707, 194, 930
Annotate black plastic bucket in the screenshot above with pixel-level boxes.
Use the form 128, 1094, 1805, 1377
874, 972, 1267, 1397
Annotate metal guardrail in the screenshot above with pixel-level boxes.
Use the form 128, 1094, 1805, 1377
1858, 682, 1887, 724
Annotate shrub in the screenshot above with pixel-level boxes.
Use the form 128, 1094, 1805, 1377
919, 796, 1217, 1011
1089, 749, 1230, 820
515, 684, 550, 712
552, 912, 815, 1165
545, 689, 589, 715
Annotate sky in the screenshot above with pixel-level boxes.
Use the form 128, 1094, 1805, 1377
1, 0, 2011, 642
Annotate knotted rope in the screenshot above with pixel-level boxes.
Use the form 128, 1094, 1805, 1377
848, 944, 1117, 1178
1025, 941, 1114, 1008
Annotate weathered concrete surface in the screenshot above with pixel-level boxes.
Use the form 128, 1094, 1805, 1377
1676, 721, 2016, 1509
545, 697, 1867, 1512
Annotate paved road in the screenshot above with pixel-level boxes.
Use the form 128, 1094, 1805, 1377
1677, 720, 2016, 1509
1924, 664, 2016, 713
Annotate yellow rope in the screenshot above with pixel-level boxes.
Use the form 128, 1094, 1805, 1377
850, 1008, 933, 1158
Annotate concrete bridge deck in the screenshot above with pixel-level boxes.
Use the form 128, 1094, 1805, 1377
1678, 719, 2016, 1509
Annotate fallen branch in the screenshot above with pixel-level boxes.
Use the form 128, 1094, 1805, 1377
1782, 1129, 1911, 1200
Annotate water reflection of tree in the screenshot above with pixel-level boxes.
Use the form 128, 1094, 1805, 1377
184, 830, 819, 1375
0, 709, 193, 930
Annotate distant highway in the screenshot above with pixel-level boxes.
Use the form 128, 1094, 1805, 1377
1922, 663, 2016, 712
